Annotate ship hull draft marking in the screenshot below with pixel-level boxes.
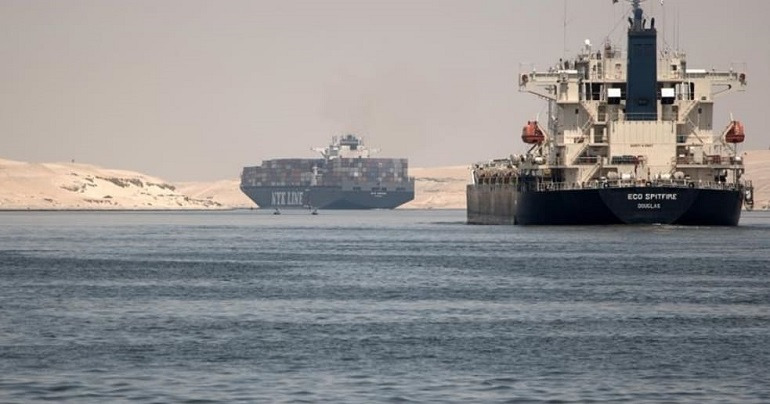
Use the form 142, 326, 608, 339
467, 0, 751, 226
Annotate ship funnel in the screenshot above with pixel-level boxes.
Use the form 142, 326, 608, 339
626, 0, 657, 121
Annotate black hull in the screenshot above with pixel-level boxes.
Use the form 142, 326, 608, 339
241, 185, 414, 210
467, 184, 744, 226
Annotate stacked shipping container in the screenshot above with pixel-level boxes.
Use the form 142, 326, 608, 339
241, 158, 411, 190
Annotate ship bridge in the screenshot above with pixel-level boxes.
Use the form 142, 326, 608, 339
312, 134, 379, 160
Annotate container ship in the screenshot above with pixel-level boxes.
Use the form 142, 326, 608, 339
241, 134, 414, 210
467, 0, 754, 225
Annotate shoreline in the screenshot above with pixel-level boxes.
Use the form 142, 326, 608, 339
0, 207, 470, 212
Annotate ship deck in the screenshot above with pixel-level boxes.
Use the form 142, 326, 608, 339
472, 180, 747, 193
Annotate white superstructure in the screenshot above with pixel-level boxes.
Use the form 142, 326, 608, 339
312, 134, 380, 160
516, 3, 748, 189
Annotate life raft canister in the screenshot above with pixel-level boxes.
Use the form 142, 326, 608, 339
521, 121, 545, 144
724, 120, 746, 143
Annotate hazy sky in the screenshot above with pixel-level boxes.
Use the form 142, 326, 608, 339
2, 0, 768, 181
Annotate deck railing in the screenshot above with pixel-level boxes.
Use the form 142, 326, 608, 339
471, 176, 748, 192
533, 180, 743, 192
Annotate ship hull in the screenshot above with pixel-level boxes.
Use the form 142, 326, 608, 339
241, 185, 414, 210
467, 184, 744, 225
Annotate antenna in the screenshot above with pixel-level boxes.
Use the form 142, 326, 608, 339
660, 0, 666, 51
673, 6, 677, 50
562, 0, 567, 59
676, 6, 680, 50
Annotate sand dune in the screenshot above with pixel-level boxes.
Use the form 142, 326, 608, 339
400, 165, 468, 209
2, 151, 769, 210
0, 158, 224, 210
742, 150, 770, 210
175, 179, 253, 209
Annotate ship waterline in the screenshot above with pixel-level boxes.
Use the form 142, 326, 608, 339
468, 181, 744, 225
240, 185, 415, 210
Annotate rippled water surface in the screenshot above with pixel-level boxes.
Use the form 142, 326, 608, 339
1, 210, 769, 403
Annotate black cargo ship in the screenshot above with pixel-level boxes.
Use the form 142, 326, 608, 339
241, 134, 414, 210
467, 0, 753, 225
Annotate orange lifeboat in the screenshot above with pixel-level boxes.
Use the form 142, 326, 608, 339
724, 120, 746, 143
521, 121, 545, 144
